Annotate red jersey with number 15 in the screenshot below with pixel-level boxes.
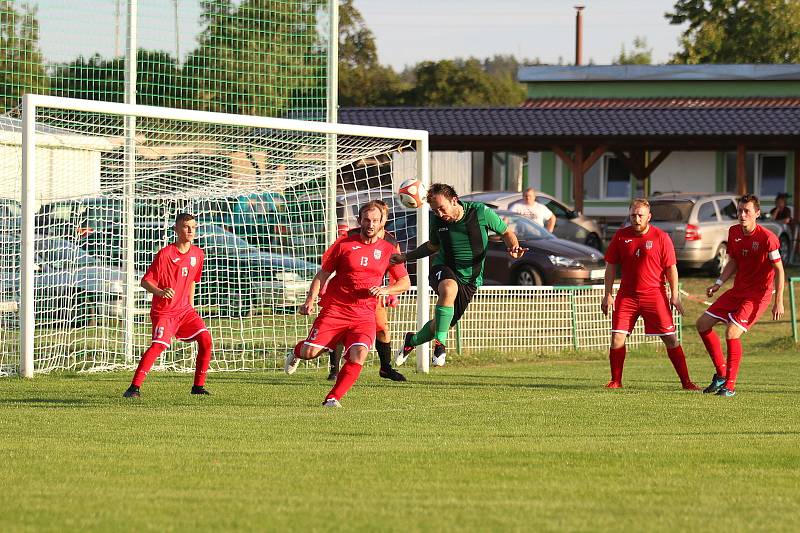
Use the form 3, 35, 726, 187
727, 224, 781, 298
604, 225, 676, 295
142, 243, 204, 317
320, 234, 407, 317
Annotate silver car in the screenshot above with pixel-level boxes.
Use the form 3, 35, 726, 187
648, 193, 792, 275
460, 191, 604, 251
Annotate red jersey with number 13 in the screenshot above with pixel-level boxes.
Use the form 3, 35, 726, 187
727, 224, 780, 298
604, 225, 676, 295
142, 243, 204, 317
320, 234, 407, 317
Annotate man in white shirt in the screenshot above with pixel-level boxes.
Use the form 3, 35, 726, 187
510, 188, 556, 232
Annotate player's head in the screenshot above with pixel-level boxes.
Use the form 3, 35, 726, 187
737, 194, 761, 229
357, 200, 386, 240
628, 198, 651, 234
522, 187, 536, 204
775, 192, 788, 207
174, 212, 197, 244
426, 183, 460, 222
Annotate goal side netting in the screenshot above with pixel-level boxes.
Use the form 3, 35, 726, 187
0, 95, 430, 376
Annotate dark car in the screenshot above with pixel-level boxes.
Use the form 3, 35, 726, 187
482, 212, 606, 286
461, 190, 604, 251
0, 236, 150, 327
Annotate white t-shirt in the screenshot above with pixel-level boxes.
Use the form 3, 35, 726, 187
510, 201, 554, 228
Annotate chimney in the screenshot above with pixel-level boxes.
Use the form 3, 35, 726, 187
575, 5, 585, 66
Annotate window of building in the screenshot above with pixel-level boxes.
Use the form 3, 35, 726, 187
725, 152, 786, 197
584, 155, 631, 200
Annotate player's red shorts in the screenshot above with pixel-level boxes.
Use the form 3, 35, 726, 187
150, 307, 208, 348
611, 289, 676, 336
303, 307, 376, 354
704, 289, 773, 332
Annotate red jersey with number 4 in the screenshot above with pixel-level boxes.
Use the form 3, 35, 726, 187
727, 224, 780, 298
320, 234, 407, 317
142, 243, 204, 318
604, 225, 676, 295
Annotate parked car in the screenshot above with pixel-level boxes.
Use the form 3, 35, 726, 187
0, 235, 150, 327
482, 212, 607, 286
136, 223, 318, 317
460, 190, 604, 251
647, 192, 792, 274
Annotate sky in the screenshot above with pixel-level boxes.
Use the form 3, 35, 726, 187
33, 0, 687, 69
355, 0, 688, 69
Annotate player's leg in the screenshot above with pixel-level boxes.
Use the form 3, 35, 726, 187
376, 304, 405, 381
323, 323, 376, 406
285, 314, 342, 374
328, 344, 343, 381
718, 296, 769, 396
697, 292, 735, 393
644, 291, 698, 390
123, 316, 174, 397
607, 294, 636, 388
175, 309, 213, 395
431, 281, 476, 367
396, 265, 453, 366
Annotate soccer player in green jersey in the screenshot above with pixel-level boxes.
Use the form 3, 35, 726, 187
391, 183, 526, 366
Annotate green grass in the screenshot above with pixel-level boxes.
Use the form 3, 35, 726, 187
1, 273, 799, 532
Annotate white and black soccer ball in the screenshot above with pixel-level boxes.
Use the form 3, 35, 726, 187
397, 178, 427, 209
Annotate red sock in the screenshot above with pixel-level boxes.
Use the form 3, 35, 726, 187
193, 332, 213, 387
132, 343, 168, 387
666, 345, 691, 385
725, 338, 743, 390
326, 359, 363, 401
609, 346, 626, 384
699, 329, 726, 377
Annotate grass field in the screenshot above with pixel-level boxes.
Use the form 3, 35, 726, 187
1, 275, 799, 532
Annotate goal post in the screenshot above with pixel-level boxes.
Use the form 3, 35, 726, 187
14, 94, 431, 377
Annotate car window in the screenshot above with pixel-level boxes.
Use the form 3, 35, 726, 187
650, 201, 693, 222
719, 199, 738, 220
540, 199, 568, 217
696, 201, 718, 222
499, 214, 551, 241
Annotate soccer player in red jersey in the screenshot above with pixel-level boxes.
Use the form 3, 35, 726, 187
696, 194, 784, 397
284, 200, 410, 407
122, 213, 213, 398
325, 223, 407, 383
602, 198, 699, 390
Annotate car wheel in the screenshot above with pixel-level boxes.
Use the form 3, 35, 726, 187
585, 233, 603, 251
514, 266, 543, 286
710, 242, 728, 276
779, 234, 791, 263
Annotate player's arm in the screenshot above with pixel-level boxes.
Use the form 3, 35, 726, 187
772, 256, 785, 320
706, 258, 737, 297
188, 281, 196, 308
369, 274, 411, 297
665, 265, 684, 315
601, 262, 617, 316
501, 228, 526, 258
391, 241, 438, 264
300, 269, 333, 315
141, 278, 173, 299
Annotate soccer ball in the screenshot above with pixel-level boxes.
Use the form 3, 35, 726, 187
398, 178, 426, 209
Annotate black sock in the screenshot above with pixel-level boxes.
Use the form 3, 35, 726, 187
330, 345, 343, 372
376, 340, 392, 369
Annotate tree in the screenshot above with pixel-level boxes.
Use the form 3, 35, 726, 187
666, 0, 800, 63
404, 58, 526, 107
0, 1, 47, 112
337, 0, 405, 106
614, 37, 653, 65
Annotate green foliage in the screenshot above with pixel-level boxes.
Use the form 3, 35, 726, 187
0, 1, 47, 111
667, 0, 800, 63
614, 37, 654, 65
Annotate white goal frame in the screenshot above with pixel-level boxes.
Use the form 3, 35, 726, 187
20, 94, 431, 377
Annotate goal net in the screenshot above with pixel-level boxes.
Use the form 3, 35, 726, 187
1, 95, 430, 376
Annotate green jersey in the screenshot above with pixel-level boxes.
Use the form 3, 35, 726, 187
429, 201, 507, 287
